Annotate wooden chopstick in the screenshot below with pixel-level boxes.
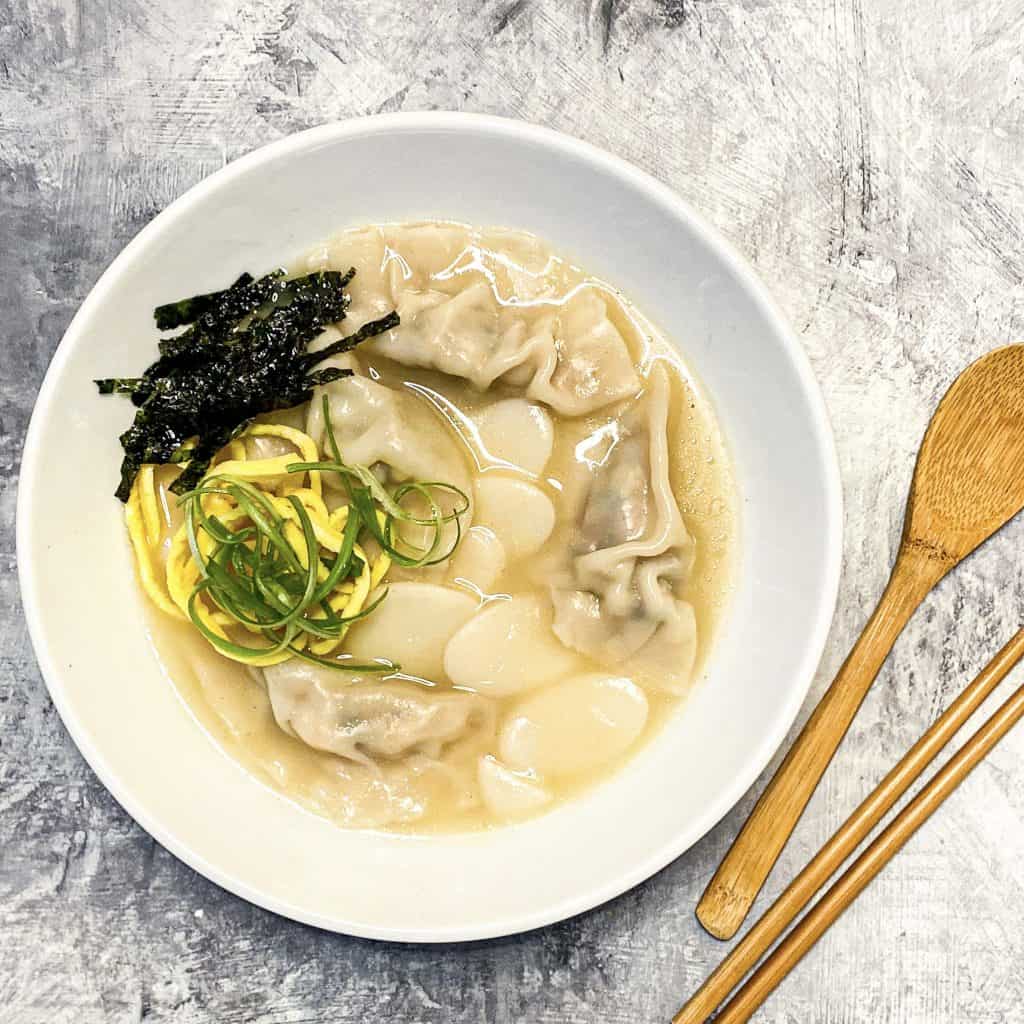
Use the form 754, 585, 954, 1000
674, 627, 1024, 1024
713, 672, 1024, 1022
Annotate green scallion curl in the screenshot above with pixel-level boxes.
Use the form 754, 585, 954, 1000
176, 396, 469, 671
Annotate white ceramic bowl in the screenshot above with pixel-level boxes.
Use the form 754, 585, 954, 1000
18, 113, 841, 941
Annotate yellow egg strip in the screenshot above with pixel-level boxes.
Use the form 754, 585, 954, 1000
309, 544, 375, 656
246, 423, 322, 496
125, 480, 183, 619
137, 466, 163, 547
328, 505, 350, 532
209, 454, 307, 486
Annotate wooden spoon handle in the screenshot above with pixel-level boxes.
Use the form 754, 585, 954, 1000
696, 546, 943, 940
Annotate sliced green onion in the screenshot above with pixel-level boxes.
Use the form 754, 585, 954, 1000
176, 394, 469, 671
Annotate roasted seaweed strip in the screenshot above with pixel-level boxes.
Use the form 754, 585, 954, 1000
96, 268, 398, 501
153, 271, 256, 331
301, 310, 400, 366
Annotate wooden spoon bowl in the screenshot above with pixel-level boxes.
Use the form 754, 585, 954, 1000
906, 345, 1024, 565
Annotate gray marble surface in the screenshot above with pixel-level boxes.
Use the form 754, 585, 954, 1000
3, 1, 1024, 1021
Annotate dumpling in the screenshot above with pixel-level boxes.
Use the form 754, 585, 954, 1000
498, 674, 648, 777
367, 283, 640, 417
473, 398, 554, 476
305, 374, 472, 501
372, 280, 533, 390
263, 661, 492, 765
343, 582, 478, 681
444, 595, 580, 697
472, 476, 556, 563
547, 363, 699, 681
517, 289, 642, 416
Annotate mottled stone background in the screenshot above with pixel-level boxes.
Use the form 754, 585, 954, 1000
3, 1, 1024, 1021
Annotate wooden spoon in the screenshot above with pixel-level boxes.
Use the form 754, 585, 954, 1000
697, 344, 1024, 941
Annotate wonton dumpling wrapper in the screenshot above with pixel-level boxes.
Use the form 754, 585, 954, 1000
631, 597, 699, 686
448, 526, 506, 594
381, 221, 473, 291
306, 375, 472, 506
499, 674, 648, 778
473, 398, 554, 476
368, 282, 640, 417
477, 755, 552, 821
304, 226, 398, 331
263, 661, 491, 765
305, 328, 364, 375
343, 582, 478, 681
473, 476, 555, 563
514, 289, 642, 417
548, 364, 698, 687
245, 434, 298, 460
444, 595, 580, 697
388, 281, 507, 385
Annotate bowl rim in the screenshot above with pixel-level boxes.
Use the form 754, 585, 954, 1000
17, 111, 843, 941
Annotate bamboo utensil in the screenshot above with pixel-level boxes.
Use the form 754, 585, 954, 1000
708, 665, 1024, 1023
674, 627, 1024, 1024
697, 345, 1024, 940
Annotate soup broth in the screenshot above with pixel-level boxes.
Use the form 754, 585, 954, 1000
141, 221, 737, 832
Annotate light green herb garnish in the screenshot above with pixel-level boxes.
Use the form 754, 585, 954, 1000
180, 398, 468, 671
